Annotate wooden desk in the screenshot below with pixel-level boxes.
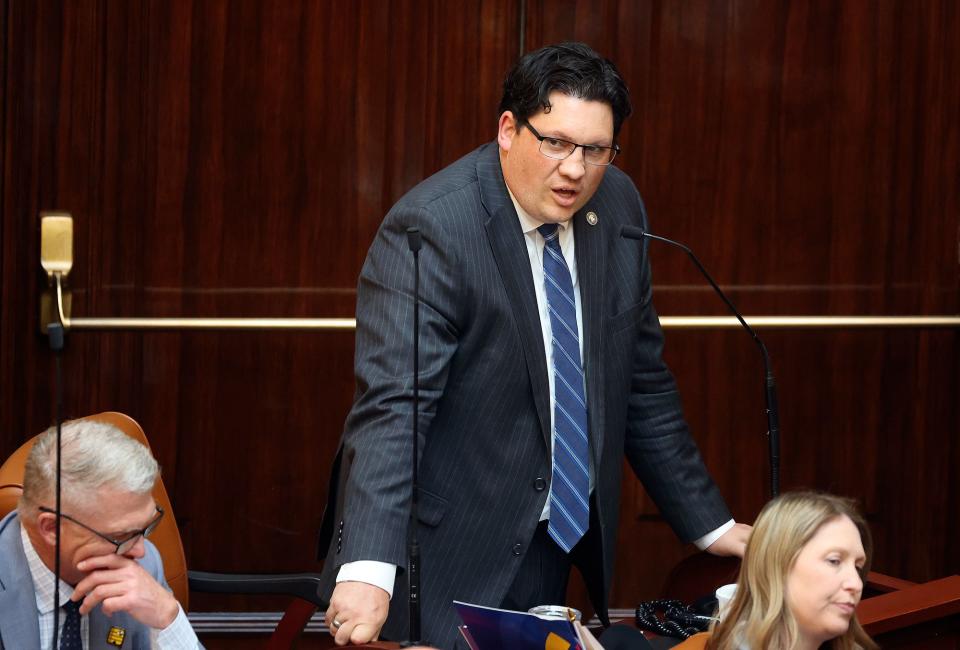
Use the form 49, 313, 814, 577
860, 574, 960, 648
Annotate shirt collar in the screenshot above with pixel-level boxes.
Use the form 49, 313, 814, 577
20, 522, 77, 615
506, 186, 572, 237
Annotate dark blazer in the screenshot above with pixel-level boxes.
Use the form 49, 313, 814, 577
318, 142, 731, 648
0, 511, 176, 650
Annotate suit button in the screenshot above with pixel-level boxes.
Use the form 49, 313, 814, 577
512, 544, 523, 556
533, 477, 547, 491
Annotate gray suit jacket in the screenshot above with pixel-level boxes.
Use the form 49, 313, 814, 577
318, 142, 732, 648
0, 511, 170, 650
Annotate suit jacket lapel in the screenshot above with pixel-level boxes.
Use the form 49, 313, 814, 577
573, 202, 606, 466
477, 145, 552, 447
0, 514, 43, 650
89, 611, 110, 648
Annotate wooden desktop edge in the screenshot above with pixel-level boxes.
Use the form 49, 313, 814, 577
859, 574, 960, 635
312, 574, 960, 648
866, 570, 917, 593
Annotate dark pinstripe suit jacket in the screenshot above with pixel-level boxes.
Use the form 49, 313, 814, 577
318, 142, 731, 648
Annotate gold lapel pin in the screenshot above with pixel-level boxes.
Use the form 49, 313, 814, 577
106, 626, 126, 647
586, 211, 598, 226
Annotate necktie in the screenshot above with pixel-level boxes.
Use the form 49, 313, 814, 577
60, 599, 82, 649
538, 223, 590, 553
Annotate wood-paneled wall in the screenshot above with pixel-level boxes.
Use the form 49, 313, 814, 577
2, 0, 957, 620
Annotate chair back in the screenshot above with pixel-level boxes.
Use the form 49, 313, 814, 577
0, 412, 189, 608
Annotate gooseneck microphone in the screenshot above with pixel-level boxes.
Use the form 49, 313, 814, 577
620, 225, 781, 498
403, 226, 425, 646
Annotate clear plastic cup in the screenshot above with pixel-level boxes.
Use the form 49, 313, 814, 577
528, 605, 582, 622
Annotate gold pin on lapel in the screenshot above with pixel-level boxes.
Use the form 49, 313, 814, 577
586, 211, 598, 226
106, 626, 126, 647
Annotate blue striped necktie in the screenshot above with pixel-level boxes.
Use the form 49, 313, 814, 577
60, 599, 82, 649
538, 223, 590, 553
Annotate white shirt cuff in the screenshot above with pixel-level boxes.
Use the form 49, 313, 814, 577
337, 560, 397, 599
155, 603, 202, 648
693, 519, 736, 550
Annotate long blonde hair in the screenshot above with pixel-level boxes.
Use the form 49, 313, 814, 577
708, 492, 877, 650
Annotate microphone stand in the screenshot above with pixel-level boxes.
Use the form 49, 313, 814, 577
49, 305, 67, 647
620, 226, 780, 498
39, 216, 74, 648
402, 227, 425, 646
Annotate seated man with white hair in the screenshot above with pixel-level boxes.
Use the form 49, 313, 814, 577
0, 419, 201, 649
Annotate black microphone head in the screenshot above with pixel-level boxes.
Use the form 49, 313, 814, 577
620, 225, 646, 241
406, 227, 422, 252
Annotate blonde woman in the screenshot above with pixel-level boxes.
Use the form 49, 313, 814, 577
677, 491, 877, 650
577, 492, 876, 650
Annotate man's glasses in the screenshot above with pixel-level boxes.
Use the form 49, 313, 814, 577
520, 119, 620, 166
39, 505, 165, 555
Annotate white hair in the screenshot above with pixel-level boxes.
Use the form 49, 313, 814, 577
19, 419, 159, 518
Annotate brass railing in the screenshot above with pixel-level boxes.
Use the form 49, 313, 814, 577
40, 213, 959, 332
47, 276, 960, 331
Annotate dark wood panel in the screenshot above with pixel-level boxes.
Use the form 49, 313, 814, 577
598, 326, 959, 605
1, 0, 61, 439
1, 0, 522, 614
526, 0, 960, 606
3, 0, 958, 624
528, 0, 959, 314
0, 0, 5, 289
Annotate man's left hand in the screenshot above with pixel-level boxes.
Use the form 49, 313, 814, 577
705, 523, 752, 558
73, 554, 180, 629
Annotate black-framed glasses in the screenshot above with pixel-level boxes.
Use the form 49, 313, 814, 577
520, 119, 620, 166
39, 505, 165, 555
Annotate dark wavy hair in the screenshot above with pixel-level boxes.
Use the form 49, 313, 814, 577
498, 42, 632, 136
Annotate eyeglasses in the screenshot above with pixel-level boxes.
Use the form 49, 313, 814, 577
39, 505, 165, 555
520, 119, 620, 166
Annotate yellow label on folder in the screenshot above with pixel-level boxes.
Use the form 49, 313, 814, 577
545, 631, 571, 650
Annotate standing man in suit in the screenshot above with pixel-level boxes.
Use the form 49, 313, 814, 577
0, 419, 201, 649
319, 42, 751, 648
